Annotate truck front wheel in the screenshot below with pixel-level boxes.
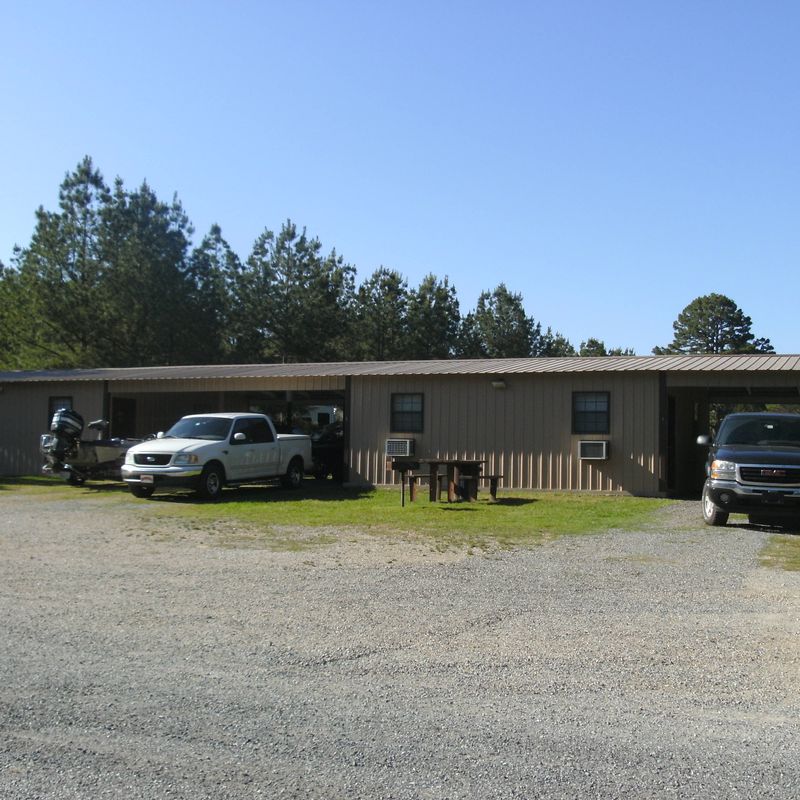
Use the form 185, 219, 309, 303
702, 481, 729, 527
130, 484, 155, 499
281, 458, 304, 490
198, 463, 225, 501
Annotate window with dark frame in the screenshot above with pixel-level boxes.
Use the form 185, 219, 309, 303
572, 391, 610, 434
391, 393, 424, 433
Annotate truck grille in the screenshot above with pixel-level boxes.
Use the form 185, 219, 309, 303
133, 453, 172, 466
739, 465, 800, 486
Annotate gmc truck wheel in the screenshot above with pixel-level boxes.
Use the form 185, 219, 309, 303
702, 482, 729, 527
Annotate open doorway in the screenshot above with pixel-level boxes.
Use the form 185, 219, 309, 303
666, 386, 800, 498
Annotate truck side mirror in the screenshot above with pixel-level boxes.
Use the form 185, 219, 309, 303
156, 431, 165, 439
233, 432, 247, 442
696, 435, 711, 446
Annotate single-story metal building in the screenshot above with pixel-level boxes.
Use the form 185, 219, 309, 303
1, 354, 799, 496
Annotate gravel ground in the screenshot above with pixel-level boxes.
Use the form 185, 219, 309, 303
1, 492, 799, 800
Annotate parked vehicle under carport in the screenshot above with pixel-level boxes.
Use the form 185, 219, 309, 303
311, 421, 345, 481
697, 412, 800, 527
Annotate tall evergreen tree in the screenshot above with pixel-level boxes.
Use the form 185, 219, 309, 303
354, 267, 408, 360
471, 284, 535, 357
579, 338, 635, 356
9, 157, 111, 367
0, 260, 19, 369
186, 224, 242, 363
653, 294, 773, 354
456, 312, 487, 358
98, 178, 196, 366
243, 221, 355, 363
405, 274, 461, 359
534, 327, 576, 356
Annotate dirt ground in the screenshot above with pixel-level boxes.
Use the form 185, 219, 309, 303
1, 491, 799, 799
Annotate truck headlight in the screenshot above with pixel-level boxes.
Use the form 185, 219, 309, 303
173, 453, 200, 465
710, 459, 736, 480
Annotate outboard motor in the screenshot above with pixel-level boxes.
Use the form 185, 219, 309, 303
47, 408, 85, 461
40, 408, 144, 484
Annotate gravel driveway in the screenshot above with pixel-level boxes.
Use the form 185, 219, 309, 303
1, 492, 798, 799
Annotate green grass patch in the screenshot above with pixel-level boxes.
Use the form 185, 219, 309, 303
0, 476, 131, 500
0, 478, 672, 552
759, 534, 800, 571
143, 484, 670, 550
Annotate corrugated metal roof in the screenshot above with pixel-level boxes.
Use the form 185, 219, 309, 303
1, 354, 799, 383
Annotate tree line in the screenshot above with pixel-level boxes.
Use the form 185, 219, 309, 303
0, 157, 774, 370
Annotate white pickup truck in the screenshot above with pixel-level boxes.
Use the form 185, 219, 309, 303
121, 412, 311, 500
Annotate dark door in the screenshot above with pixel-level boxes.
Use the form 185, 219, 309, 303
111, 398, 137, 438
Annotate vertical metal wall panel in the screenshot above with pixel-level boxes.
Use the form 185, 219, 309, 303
112, 377, 345, 394
0, 382, 105, 475
0, 371, 662, 492
347, 372, 662, 494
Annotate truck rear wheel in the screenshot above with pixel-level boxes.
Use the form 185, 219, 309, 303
281, 458, 304, 489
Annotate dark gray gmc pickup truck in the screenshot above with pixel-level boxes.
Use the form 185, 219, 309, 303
697, 412, 800, 526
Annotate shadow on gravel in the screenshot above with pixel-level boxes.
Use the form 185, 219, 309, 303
143, 482, 375, 505
720, 517, 800, 535
0, 477, 129, 492
438, 498, 538, 513
743, 523, 800, 535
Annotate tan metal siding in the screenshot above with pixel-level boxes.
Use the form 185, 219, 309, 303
111, 377, 345, 394
0, 382, 105, 475
347, 373, 662, 495
665, 371, 800, 389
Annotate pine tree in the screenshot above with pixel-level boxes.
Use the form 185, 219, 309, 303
405, 274, 461, 359
242, 221, 356, 363
653, 294, 773, 354
354, 267, 409, 360
9, 156, 111, 367
186, 224, 242, 363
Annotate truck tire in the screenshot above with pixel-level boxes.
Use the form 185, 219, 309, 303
281, 457, 304, 489
198, 463, 225, 501
130, 484, 155, 499
702, 481, 728, 527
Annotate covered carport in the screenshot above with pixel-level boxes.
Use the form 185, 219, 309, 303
108, 387, 345, 439
0, 365, 348, 476
665, 357, 800, 497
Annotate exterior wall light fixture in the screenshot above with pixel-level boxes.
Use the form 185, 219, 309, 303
491, 379, 507, 390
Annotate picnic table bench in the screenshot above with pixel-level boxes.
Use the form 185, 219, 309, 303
391, 458, 501, 504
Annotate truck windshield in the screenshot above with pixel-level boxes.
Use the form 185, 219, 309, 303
165, 417, 232, 440
717, 416, 800, 447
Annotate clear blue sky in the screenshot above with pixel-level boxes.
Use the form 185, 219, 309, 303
2, 1, 798, 354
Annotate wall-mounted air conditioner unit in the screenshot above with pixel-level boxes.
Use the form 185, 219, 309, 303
385, 438, 415, 457
579, 440, 609, 460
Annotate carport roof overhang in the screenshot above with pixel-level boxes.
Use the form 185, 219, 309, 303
1, 354, 799, 383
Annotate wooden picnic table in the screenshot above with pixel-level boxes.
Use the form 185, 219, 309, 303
391, 457, 487, 503
419, 457, 486, 502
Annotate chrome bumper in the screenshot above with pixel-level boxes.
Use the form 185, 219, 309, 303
121, 465, 203, 483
